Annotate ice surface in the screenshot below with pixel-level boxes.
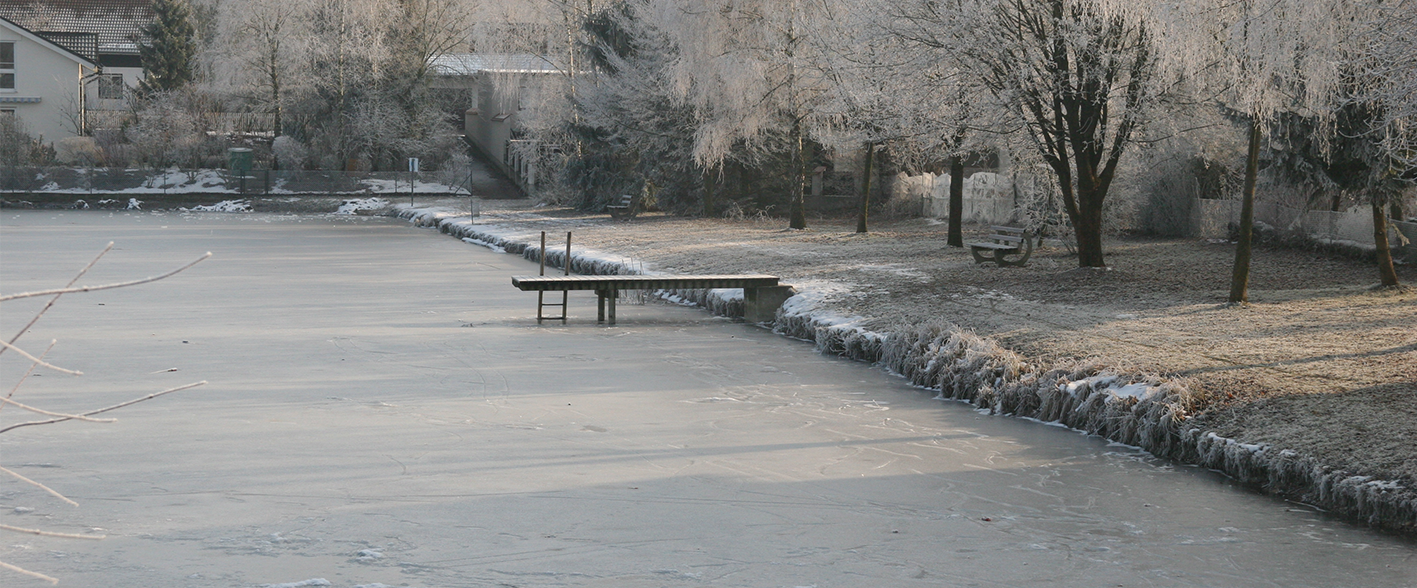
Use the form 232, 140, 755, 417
5, 212, 1411, 587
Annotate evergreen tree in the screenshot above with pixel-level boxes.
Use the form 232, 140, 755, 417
138, 0, 198, 96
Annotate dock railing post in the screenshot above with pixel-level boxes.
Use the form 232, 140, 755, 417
562, 232, 571, 322
537, 231, 547, 321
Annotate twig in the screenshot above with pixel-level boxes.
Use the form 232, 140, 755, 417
0, 252, 212, 303
0, 398, 116, 423
0, 381, 206, 435
0, 466, 79, 507
0, 340, 81, 376
0, 523, 104, 540
1, 342, 54, 413
1, 242, 112, 358
0, 560, 59, 585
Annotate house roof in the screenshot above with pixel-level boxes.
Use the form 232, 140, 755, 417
0, 0, 153, 58
430, 53, 565, 76
0, 15, 99, 69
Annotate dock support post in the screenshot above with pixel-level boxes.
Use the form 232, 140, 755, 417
608, 288, 617, 325
744, 285, 794, 323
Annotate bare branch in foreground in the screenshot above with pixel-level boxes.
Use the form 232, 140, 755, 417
0, 340, 81, 376
0, 251, 212, 303
0, 381, 206, 435
0, 560, 59, 585
0, 398, 117, 423
2, 242, 113, 358
0, 466, 79, 507
2, 342, 55, 412
0, 524, 104, 540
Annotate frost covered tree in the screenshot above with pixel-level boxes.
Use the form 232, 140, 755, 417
1208, 0, 1371, 303
869, 0, 999, 242
1267, 101, 1407, 288
300, 0, 386, 165
567, 4, 705, 212
138, 0, 199, 96
640, 0, 839, 229
222, 0, 304, 141
878, 0, 1186, 267
958, 0, 1163, 267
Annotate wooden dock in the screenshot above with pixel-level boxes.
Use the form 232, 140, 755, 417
511, 274, 789, 324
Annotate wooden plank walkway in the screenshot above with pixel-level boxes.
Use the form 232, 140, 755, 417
511, 274, 783, 324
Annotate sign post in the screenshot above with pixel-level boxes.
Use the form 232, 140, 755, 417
408, 157, 419, 205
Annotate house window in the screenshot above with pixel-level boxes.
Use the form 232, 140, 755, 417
97, 73, 123, 99
0, 42, 14, 90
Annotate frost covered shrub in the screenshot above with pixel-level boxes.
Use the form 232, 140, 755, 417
0, 117, 56, 166
272, 136, 308, 170
127, 91, 217, 168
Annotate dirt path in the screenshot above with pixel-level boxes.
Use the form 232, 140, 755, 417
466, 202, 1417, 490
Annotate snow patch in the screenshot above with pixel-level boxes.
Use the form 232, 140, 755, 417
182, 199, 252, 213
336, 198, 389, 214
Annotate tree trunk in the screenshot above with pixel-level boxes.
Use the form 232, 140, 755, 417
948, 155, 964, 247
1393, 199, 1406, 223
857, 142, 873, 233
702, 166, 716, 218
1229, 120, 1263, 304
789, 122, 807, 230
1373, 197, 1401, 287
1074, 197, 1106, 267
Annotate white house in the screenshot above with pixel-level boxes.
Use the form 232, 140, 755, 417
0, 0, 154, 130
0, 16, 98, 143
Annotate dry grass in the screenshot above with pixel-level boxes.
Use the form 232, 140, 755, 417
471, 203, 1417, 489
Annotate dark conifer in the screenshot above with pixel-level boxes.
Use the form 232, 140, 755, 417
137, 0, 197, 96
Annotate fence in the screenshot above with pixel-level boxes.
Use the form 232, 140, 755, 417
0, 167, 477, 197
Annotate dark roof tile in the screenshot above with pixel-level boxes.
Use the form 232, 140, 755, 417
0, 1, 154, 57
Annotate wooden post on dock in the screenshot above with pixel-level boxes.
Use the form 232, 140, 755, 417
536, 231, 571, 322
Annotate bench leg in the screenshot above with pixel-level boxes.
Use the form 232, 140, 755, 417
970, 248, 996, 265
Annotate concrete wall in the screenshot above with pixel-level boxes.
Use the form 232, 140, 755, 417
1, 23, 92, 143
916, 172, 1017, 225
1191, 196, 1413, 257
464, 79, 515, 162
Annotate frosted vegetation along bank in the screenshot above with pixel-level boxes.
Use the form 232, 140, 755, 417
5, 0, 1413, 271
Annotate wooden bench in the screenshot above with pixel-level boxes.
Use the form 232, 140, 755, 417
967, 226, 1034, 267
606, 194, 637, 220
512, 274, 791, 325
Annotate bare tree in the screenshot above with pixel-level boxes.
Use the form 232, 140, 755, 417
223, 0, 305, 141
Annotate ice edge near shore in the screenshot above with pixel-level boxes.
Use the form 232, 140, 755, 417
397, 207, 1417, 536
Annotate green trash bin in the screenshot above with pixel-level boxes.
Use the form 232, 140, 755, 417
228, 148, 253, 195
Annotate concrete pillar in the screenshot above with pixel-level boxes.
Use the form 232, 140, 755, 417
744, 285, 795, 324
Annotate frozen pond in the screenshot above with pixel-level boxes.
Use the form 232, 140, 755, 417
1, 211, 1413, 587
